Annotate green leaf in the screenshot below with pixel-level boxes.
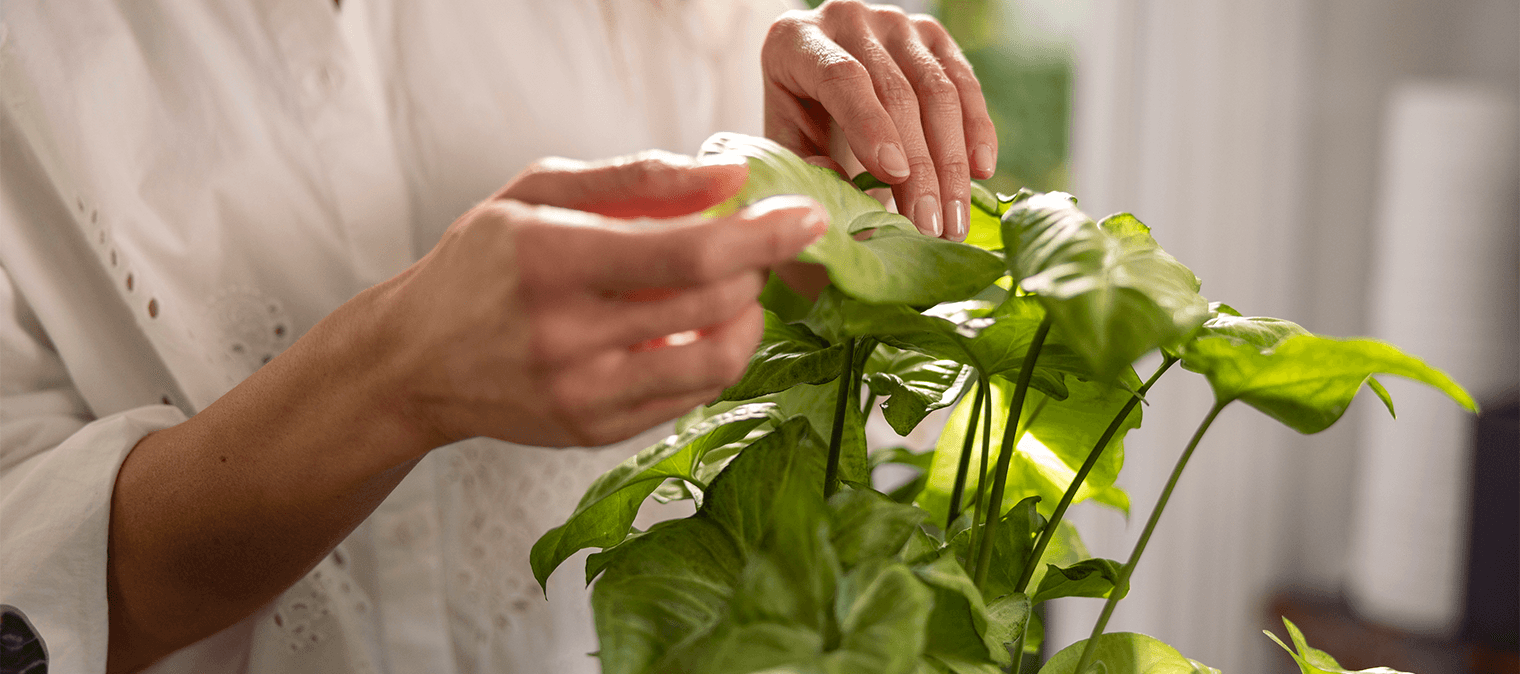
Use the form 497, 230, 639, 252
1039, 633, 1217, 674
761, 271, 816, 323
720, 311, 846, 403
1181, 330, 1478, 434
1030, 558, 1126, 605
696, 377, 871, 486
531, 403, 780, 590
964, 182, 1004, 252
591, 417, 828, 674
829, 489, 930, 569
864, 345, 976, 435
1265, 617, 1413, 674
831, 561, 937, 674
701, 133, 1005, 305
806, 288, 1081, 401
1001, 193, 1210, 380
913, 552, 1024, 667
919, 372, 1141, 526
947, 496, 1045, 599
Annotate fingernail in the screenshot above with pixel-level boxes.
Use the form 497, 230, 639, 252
945, 200, 968, 241
972, 144, 994, 177
877, 144, 911, 179
914, 195, 941, 237
697, 153, 747, 167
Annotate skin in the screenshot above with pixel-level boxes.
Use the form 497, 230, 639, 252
763, 0, 999, 241
104, 2, 993, 670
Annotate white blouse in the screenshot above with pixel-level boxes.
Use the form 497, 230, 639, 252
0, 0, 790, 671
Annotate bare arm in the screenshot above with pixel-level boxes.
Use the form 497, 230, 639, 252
104, 155, 826, 671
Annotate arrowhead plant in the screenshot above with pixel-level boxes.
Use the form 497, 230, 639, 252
529, 133, 1475, 674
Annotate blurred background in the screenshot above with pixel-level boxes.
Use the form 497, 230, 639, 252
859, 0, 1518, 672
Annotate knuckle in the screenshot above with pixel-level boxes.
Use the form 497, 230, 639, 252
624, 153, 686, 194
915, 70, 958, 100
817, 57, 871, 89
764, 14, 810, 52
909, 14, 949, 37
937, 159, 972, 183
946, 68, 983, 94
821, 0, 867, 20
877, 75, 918, 111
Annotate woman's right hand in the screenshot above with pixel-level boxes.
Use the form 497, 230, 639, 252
106, 151, 823, 672
376, 151, 826, 449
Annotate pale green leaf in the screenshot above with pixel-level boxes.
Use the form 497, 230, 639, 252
1039, 633, 1216, 674
919, 372, 1140, 526
531, 403, 781, 590
1030, 558, 1126, 605
1181, 331, 1477, 434
1002, 193, 1209, 380
864, 345, 975, 435
591, 418, 827, 674
701, 133, 1004, 305
1265, 617, 1413, 674
719, 310, 845, 402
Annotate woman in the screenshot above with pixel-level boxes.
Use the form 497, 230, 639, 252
0, 0, 998, 671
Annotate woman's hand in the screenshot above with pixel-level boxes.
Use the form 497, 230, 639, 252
388, 152, 827, 448
762, 0, 998, 242
107, 152, 824, 671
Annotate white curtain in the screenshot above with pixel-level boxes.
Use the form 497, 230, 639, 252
1045, 0, 1518, 672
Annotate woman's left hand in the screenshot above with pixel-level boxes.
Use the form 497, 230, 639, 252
762, 0, 997, 242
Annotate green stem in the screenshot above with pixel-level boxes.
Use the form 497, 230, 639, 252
945, 378, 985, 531
973, 317, 1052, 588
862, 390, 878, 417
1014, 356, 1178, 594
966, 374, 994, 567
1010, 630, 1028, 674
824, 337, 858, 497
1074, 399, 1229, 674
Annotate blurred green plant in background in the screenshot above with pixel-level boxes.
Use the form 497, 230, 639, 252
803, 0, 1075, 194
937, 0, 1072, 194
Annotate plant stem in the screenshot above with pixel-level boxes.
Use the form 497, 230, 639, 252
966, 374, 993, 567
1013, 356, 1178, 594
973, 317, 1052, 588
824, 337, 857, 497
1009, 630, 1028, 673
1073, 399, 1229, 674
862, 390, 878, 417
946, 378, 985, 531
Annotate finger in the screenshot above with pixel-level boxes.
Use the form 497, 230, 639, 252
915, 16, 998, 181
820, 5, 944, 237
804, 155, 849, 179
500, 151, 749, 218
576, 386, 730, 448
520, 195, 827, 291
763, 13, 913, 185
533, 271, 766, 362
878, 15, 968, 242
593, 303, 765, 408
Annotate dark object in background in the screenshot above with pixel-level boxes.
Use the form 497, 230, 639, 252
1461, 388, 1518, 660
1268, 389, 1520, 674
0, 605, 47, 674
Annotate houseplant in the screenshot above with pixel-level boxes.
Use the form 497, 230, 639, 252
530, 133, 1477, 674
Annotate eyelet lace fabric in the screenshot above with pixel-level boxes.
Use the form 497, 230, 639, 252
435, 436, 646, 673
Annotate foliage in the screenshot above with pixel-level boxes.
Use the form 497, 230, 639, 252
531, 134, 1474, 674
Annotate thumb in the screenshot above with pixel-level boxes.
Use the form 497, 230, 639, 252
498, 150, 749, 218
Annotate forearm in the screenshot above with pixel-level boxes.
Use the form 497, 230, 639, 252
105, 281, 435, 672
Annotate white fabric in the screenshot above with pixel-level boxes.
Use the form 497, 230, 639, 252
0, 0, 790, 671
